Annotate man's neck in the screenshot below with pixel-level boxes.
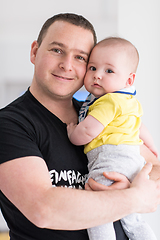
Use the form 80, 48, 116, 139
29, 86, 78, 125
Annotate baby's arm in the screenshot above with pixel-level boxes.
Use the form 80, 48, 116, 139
67, 115, 104, 145
140, 123, 158, 157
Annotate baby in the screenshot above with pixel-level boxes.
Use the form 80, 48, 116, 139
67, 37, 158, 240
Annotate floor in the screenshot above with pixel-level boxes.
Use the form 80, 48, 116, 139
0, 232, 9, 240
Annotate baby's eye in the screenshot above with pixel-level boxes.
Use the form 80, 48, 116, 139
89, 66, 96, 71
106, 69, 113, 73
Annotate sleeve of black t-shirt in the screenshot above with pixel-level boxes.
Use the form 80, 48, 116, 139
0, 115, 43, 164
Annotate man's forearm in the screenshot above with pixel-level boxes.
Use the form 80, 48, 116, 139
1, 156, 159, 232
32, 163, 160, 231
35, 186, 138, 230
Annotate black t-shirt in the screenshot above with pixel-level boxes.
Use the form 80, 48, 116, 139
0, 89, 128, 240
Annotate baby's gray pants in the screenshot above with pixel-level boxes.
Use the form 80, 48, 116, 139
86, 144, 157, 240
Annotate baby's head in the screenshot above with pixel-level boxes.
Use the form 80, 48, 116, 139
97, 37, 139, 73
84, 37, 139, 97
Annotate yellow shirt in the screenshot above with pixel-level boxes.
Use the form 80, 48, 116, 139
84, 93, 143, 154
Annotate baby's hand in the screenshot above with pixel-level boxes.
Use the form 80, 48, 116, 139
151, 146, 159, 158
67, 123, 77, 139
146, 144, 159, 158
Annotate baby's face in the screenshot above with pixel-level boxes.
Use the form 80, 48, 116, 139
84, 44, 132, 98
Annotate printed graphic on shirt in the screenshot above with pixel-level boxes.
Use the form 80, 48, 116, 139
49, 169, 88, 189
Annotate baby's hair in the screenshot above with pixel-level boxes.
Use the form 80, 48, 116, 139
97, 37, 139, 72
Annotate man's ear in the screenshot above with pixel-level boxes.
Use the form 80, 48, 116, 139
30, 41, 39, 64
126, 73, 136, 87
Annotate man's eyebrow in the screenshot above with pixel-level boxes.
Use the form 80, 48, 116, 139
49, 41, 89, 56
49, 41, 65, 47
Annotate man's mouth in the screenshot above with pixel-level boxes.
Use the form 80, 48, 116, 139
52, 74, 74, 81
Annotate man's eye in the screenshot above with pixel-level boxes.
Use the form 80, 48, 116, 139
89, 66, 96, 71
106, 69, 113, 73
52, 48, 61, 53
76, 56, 86, 62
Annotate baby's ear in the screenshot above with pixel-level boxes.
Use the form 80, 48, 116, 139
126, 73, 136, 87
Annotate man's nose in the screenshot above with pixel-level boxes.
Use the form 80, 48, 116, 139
59, 55, 73, 72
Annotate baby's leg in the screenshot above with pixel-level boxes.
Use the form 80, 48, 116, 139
86, 147, 116, 239
87, 222, 116, 240
121, 213, 157, 240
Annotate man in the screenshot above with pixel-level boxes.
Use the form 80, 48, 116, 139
0, 13, 160, 240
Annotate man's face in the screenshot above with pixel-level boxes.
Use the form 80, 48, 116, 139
30, 21, 94, 100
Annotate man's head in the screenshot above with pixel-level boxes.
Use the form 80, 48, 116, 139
37, 13, 97, 47
30, 13, 96, 102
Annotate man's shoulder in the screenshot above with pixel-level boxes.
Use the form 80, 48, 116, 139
0, 90, 40, 130
0, 89, 29, 110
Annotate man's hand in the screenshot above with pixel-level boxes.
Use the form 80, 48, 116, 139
131, 162, 160, 213
85, 172, 130, 191
149, 164, 160, 180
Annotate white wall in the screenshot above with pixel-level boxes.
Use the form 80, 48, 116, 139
117, 1, 160, 238
0, 0, 159, 237
118, 0, 160, 152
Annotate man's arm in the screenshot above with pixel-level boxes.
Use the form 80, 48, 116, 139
0, 156, 160, 231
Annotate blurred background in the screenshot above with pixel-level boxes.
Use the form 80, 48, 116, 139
0, 0, 160, 238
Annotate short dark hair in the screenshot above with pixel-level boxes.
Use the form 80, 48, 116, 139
37, 13, 97, 47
